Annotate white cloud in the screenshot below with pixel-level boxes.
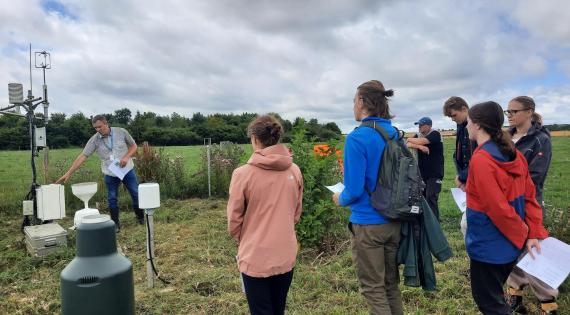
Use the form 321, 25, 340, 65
0, 0, 568, 134
512, 0, 570, 45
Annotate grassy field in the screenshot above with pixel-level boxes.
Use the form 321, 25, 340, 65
0, 145, 253, 214
0, 137, 569, 314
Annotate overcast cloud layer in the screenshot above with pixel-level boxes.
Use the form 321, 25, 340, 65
1, 0, 569, 132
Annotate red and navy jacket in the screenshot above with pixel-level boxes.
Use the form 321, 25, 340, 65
465, 141, 548, 264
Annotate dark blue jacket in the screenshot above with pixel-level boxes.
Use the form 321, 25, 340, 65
509, 123, 552, 205
454, 121, 477, 183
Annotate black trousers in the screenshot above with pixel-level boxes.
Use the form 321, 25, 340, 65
423, 177, 442, 220
242, 269, 294, 315
470, 258, 516, 315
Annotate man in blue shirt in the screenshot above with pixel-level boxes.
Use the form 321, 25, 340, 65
332, 80, 403, 315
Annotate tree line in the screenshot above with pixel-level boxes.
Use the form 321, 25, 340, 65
0, 108, 342, 150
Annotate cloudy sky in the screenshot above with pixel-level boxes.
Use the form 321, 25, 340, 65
1, 0, 569, 132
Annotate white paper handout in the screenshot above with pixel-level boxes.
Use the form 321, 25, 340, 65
108, 159, 133, 180
450, 188, 467, 213
325, 182, 345, 194
516, 237, 570, 289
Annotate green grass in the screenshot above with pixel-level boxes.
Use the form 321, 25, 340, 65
0, 138, 568, 314
0, 144, 253, 214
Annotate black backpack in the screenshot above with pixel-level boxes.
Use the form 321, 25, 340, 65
360, 121, 425, 221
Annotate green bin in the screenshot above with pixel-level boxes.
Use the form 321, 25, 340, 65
60, 215, 134, 315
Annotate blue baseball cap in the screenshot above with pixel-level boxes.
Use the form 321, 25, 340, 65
414, 117, 432, 126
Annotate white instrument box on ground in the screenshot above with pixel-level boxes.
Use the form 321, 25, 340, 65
24, 223, 67, 257
36, 184, 66, 220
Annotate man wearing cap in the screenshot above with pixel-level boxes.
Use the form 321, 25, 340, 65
406, 117, 444, 220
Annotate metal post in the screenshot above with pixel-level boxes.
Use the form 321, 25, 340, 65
145, 208, 155, 288
204, 138, 212, 197
207, 144, 211, 197
43, 146, 49, 184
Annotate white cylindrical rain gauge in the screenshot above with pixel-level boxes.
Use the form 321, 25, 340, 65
139, 183, 160, 209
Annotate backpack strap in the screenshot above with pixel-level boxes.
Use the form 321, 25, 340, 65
359, 120, 398, 196
359, 120, 398, 141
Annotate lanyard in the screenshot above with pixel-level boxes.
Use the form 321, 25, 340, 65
102, 128, 113, 152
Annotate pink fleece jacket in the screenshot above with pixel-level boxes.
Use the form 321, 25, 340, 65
227, 144, 303, 277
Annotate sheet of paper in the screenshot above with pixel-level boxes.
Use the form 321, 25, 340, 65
450, 188, 466, 213
516, 237, 570, 289
107, 159, 133, 180
325, 182, 345, 194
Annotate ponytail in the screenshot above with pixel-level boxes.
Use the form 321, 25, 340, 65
492, 129, 516, 159
531, 112, 543, 126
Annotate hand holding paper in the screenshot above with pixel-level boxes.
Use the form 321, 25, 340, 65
516, 237, 570, 289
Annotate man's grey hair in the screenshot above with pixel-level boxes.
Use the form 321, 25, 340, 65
91, 115, 107, 124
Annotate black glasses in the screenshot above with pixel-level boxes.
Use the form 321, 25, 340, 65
504, 109, 529, 116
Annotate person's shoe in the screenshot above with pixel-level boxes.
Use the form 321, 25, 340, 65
137, 216, 145, 225
540, 300, 558, 315
506, 287, 527, 314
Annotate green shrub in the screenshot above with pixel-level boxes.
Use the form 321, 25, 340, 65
136, 142, 189, 199
290, 121, 346, 249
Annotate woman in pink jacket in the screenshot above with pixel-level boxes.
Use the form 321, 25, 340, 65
227, 115, 303, 315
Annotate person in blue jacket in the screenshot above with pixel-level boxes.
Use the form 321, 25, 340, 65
332, 80, 402, 315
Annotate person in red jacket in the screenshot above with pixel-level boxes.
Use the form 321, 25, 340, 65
464, 101, 548, 315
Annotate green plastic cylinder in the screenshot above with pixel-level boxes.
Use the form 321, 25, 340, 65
60, 215, 134, 315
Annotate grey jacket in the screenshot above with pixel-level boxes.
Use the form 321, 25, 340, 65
509, 123, 552, 205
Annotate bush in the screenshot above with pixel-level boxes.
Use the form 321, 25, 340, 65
195, 142, 246, 198
290, 122, 346, 249
136, 142, 189, 199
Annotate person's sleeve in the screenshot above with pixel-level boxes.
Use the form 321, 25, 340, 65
339, 134, 367, 207
294, 168, 303, 224
426, 130, 441, 144
470, 156, 529, 249
527, 136, 552, 188
456, 139, 475, 183
124, 129, 136, 146
82, 135, 97, 156
458, 168, 469, 183
227, 168, 247, 241
523, 169, 549, 239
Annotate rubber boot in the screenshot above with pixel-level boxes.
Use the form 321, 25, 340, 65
110, 208, 121, 232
